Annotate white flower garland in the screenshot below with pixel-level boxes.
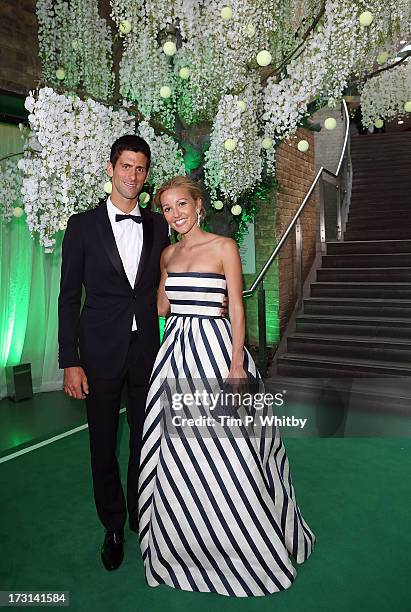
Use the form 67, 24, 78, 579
204, 79, 263, 202
19, 88, 133, 251
263, 0, 409, 145
137, 121, 186, 194
0, 157, 22, 223
36, 0, 113, 99
361, 60, 411, 126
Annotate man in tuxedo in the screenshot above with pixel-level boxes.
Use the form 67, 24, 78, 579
58, 135, 169, 571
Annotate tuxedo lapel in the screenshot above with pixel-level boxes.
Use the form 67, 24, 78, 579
95, 202, 131, 287
134, 207, 154, 289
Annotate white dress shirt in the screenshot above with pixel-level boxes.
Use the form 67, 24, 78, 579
107, 197, 143, 331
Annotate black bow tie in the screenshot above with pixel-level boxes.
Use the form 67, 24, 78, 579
115, 214, 143, 223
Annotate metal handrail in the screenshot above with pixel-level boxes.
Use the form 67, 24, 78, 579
243, 99, 350, 299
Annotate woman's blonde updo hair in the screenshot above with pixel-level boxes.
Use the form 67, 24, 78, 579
154, 175, 206, 222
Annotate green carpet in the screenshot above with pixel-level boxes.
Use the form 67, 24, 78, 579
1, 418, 410, 611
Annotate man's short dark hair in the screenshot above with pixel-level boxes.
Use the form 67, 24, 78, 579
110, 135, 151, 169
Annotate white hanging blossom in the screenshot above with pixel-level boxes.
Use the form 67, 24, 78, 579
0, 157, 23, 223
361, 60, 411, 125
36, 0, 114, 99
263, 0, 409, 143
137, 121, 186, 193
19, 88, 133, 251
204, 79, 263, 202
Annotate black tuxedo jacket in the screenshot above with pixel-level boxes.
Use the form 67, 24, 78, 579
58, 200, 170, 379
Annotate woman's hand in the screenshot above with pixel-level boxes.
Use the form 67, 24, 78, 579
227, 364, 247, 380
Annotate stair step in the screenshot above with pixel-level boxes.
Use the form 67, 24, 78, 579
311, 282, 411, 298
277, 353, 411, 377
326, 240, 411, 255
346, 218, 411, 231
344, 230, 411, 241
287, 334, 411, 363
317, 268, 411, 282
303, 297, 411, 317
322, 254, 411, 268
349, 199, 411, 208
348, 208, 411, 220
296, 314, 411, 338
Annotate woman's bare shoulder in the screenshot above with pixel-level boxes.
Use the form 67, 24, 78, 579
161, 243, 177, 264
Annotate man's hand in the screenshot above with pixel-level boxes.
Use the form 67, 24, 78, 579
64, 366, 89, 400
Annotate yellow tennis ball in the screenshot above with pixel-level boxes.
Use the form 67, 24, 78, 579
374, 119, 384, 128
231, 204, 242, 215
104, 181, 112, 194
404, 101, 411, 113
359, 11, 373, 26
163, 41, 177, 56
256, 50, 272, 66
262, 137, 273, 149
213, 200, 224, 210
55, 68, 65, 80
13, 206, 24, 218
160, 86, 172, 98
120, 20, 132, 34
324, 117, 337, 130
224, 138, 237, 151
221, 6, 233, 20
179, 67, 191, 79
297, 140, 309, 152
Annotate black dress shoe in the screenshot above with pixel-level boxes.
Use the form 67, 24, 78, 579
101, 530, 124, 571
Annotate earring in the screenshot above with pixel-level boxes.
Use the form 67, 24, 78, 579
196, 210, 201, 226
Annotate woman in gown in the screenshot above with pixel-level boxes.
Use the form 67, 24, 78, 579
137, 176, 315, 597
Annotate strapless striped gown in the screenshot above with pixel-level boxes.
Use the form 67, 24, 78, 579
138, 272, 315, 597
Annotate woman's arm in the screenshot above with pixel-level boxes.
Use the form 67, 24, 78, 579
157, 247, 171, 317
221, 239, 247, 379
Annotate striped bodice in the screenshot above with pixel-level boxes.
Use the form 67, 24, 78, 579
165, 272, 227, 317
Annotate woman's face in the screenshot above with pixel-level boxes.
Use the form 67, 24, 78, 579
160, 186, 201, 235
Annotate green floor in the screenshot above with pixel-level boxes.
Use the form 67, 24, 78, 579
1, 418, 410, 611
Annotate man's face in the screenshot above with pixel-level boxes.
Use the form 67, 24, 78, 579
107, 150, 149, 201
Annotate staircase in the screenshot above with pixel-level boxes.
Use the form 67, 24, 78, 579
277, 132, 411, 377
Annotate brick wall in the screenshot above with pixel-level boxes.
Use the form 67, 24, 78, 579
0, 0, 41, 94
276, 128, 317, 334
244, 128, 317, 345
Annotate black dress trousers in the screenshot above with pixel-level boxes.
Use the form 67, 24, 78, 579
85, 330, 154, 532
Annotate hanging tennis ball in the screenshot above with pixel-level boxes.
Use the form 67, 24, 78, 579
256, 50, 272, 66
213, 200, 224, 210
160, 86, 172, 98
221, 6, 233, 20
163, 41, 177, 56
324, 117, 337, 130
13, 206, 24, 218
404, 101, 411, 113
262, 137, 273, 149
359, 11, 373, 26
55, 68, 65, 80
297, 140, 309, 152
120, 20, 132, 34
237, 100, 247, 112
179, 67, 191, 79
139, 191, 150, 206
104, 181, 112, 194
224, 138, 237, 151
231, 204, 242, 215
374, 119, 384, 128
377, 51, 388, 64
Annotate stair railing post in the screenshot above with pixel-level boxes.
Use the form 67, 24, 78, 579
295, 217, 303, 310
336, 182, 342, 241
258, 282, 267, 376
319, 174, 326, 254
